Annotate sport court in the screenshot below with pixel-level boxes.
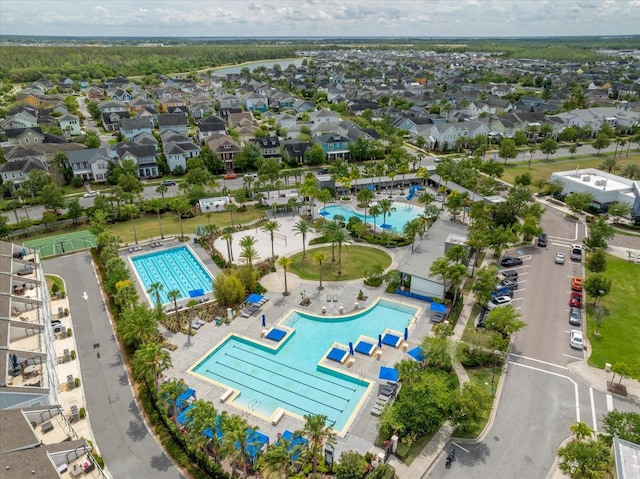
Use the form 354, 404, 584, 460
23, 230, 96, 258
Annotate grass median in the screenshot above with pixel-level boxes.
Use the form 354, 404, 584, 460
587, 254, 640, 377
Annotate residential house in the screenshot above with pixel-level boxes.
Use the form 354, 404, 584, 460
67, 147, 111, 182
315, 133, 350, 161
227, 111, 258, 130
98, 100, 127, 113
86, 86, 106, 101
4, 145, 47, 167
197, 115, 226, 143
113, 143, 159, 178
1, 111, 38, 130
130, 97, 156, 114
425, 123, 459, 151
0, 158, 47, 185
107, 87, 132, 103
310, 121, 340, 138
158, 96, 187, 113
58, 113, 81, 137
119, 117, 154, 140
338, 120, 377, 141
101, 110, 130, 131
189, 98, 216, 119
136, 106, 159, 126
281, 140, 312, 166
309, 108, 340, 124
1, 128, 46, 147
130, 131, 159, 151
292, 100, 316, 114
274, 113, 297, 130
249, 136, 282, 162
157, 113, 188, 135
216, 93, 243, 110
161, 131, 200, 173
204, 134, 241, 172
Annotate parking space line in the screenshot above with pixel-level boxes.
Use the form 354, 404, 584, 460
590, 387, 598, 433
563, 353, 583, 360
606, 394, 613, 412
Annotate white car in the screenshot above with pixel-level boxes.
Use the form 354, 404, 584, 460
83, 190, 99, 198
486, 295, 512, 311
570, 330, 584, 350
435, 193, 444, 202
555, 252, 566, 264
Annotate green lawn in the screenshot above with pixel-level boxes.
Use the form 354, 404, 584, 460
109, 208, 266, 243
453, 367, 501, 439
587, 255, 640, 377
288, 245, 392, 281
500, 151, 640, 186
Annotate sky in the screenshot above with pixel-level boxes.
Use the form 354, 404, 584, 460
1, 0, 640, 38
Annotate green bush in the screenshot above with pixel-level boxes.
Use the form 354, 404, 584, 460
457, 343, 502, 368
70, 350, 76, 360
66, 328, 73, 337
364, 277, 383, 287
79, 407, 86, 419
74, 377, 81, 387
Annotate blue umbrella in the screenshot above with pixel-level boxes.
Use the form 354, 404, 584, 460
379, 366, 399, 382
261, 314, 266, 328
404, 327, 409, 341
349, 341, 354, 357
378, 334, 383, 350
380, 223, 392, 229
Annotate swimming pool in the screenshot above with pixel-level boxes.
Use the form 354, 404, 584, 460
321, 202, 422, 232
189, 299, 419, 434
131, 245, 213, 304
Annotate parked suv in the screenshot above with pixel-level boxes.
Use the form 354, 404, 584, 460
538, 233, 548, 247
500, 269, 519, 280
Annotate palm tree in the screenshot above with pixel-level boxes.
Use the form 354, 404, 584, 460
239, 235, 260, 269
159, 378, 188, 427
121, 203, 140, 244
258, 435, 305, 479
147, 281, 164, 310
403, 218, 423, 252
155, 183, 168, 200
117, 303, 158, 348
225, 202, 238, 227
621, 163, 640, 180
448, 263, 468, 304
221, 415, 262, 479
570, 421, 594, 441
429, 257, 454, 301
397, 160, 410, 192
599, 157, 619, 173
313, 251, 327, 290
302, 413, 336, 477
147, 198, 165, 239
557, 437, 613, 479
184, 399, 220, 457
261, 219, 281, 260
323, 221, 341, 262
377, 198, 396, 228
133, 341, 172, 391
167, 289, 181, 313
369, 203, 382, 234
172, 197, 191, 240
356, 188, 375, 220
418, 191, 435, 212
221, 226, 235, 263
277, 256, 293, 296
186, 298, 199, 344
332, 227, 351, 275
292, 219, 312, 259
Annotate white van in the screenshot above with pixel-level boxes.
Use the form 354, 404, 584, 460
570, 244, 583, 261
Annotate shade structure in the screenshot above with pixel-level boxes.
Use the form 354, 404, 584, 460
404, 327, 409, 341
261, 314, 266, 328
378, 334, 383, 350
365, 184, 376, 191
318, 210, 330, 216
407, 346, 426, 362
430, 302, 447, 313
176, 388, 196, 412
280, 430, 308, 460
349, 341, 354, 356
380, 223, 392, 229
189, 289, 205, 298
177, 403, 195, 425
246, 293, 264, 304
379, 366, 399, 382
243, 429, 269, 459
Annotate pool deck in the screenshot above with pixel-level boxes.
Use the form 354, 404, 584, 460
163, 200, 441, 461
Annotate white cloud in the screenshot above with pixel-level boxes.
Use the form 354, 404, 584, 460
0, 0, 639, 37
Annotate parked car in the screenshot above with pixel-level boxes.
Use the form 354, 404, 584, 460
492, 287, 514, 298
486, 295, 512, 311
571, 277, 583, 291
570, 330, 584, 350
435, 193, 444, 202
51, 320, 63, 333
500, 279, 519, 291
538, 233, 548, 247
224, 173, 238, 180
569, 307, 582, 326
500, 269, 519, 280
161, 179, 176, 186
83, 190, 99, 198
570, 244, 583, 262
500, 256, 523, 267
569, 292, 583, 308
555, 252, 566, 264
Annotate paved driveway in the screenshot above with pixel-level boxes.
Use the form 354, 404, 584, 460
44, 252, 186, 479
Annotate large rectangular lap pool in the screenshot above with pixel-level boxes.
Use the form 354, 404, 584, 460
189, 299, 419, 434
130, 245, 213, 304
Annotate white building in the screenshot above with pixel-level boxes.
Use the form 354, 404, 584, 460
550, 168, 640, 216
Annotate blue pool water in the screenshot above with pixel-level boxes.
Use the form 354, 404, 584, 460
191, 299, 418, 432
131, 245, 213, 304
321, 202, 422, 232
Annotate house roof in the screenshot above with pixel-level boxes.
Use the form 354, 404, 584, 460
67, 147, 110, 165
249, 136, 281, 148
119, 117, 152, 130
157, 113, 188, 127
114, 142, 157, 159
398, 219, 469, 280
3, 127, 43, 139
5, 145, 46, 160
0, 157, 47, 174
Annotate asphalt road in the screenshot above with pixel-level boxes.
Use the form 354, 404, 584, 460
44, 253, 186, 479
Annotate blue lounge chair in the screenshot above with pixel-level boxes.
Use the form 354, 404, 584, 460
327, 347, 348, 364
265, 328, 287, 342
382, 333, 402, 348
355, 341, 375, 356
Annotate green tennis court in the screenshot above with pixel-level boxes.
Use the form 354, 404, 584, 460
23, 230, 97, 258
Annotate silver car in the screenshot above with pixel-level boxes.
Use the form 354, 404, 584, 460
569, 307, 582, 326
555, 252, 566, 264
